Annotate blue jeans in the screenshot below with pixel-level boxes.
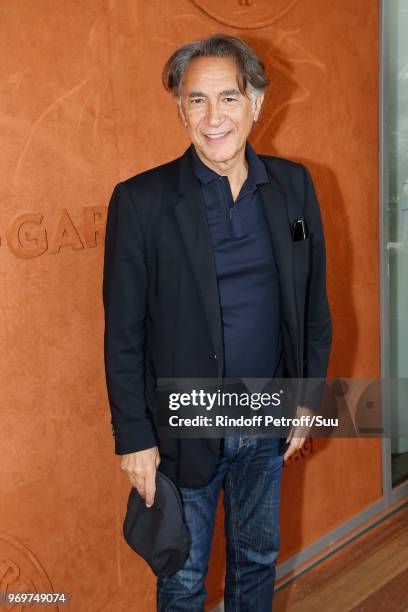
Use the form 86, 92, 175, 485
157, 435, 284, 611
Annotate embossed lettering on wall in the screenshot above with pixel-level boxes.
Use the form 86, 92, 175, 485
1, 207, 107, 259
0, 533, 59, 611
190, 0, 301, 29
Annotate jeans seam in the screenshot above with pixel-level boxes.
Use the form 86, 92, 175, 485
227, 470, 241, 611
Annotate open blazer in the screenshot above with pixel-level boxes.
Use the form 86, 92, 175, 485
102, 144, 332, 487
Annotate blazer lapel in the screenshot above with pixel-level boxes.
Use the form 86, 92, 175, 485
258, 178, 301, 375
172, 147, 224, 378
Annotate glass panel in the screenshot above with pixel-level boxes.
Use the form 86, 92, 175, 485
387, 0, 408, 487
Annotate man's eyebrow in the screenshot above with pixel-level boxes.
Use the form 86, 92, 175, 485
187, 88, 241, 98
219, 88, 241, 96
187, 91, 207, 98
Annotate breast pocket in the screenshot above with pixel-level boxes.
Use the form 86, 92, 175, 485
293, 237, 311, 288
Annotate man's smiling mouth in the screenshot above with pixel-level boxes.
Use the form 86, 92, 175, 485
204, 131, 231, 140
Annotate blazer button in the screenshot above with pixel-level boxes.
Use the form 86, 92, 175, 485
212, 353, 217, 360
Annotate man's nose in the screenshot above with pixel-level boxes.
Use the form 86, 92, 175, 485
206, 100, 223, 125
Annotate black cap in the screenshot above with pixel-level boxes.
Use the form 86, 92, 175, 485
123, 470, 191, 577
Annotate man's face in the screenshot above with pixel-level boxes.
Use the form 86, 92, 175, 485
178, 56, 264, 169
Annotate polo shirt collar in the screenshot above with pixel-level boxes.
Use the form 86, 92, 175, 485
190, 140, 269, 187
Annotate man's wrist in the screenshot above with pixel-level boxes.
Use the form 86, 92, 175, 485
113, 419, 158, 455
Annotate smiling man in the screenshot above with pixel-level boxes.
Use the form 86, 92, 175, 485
176, 53, 262, 201
103, 33, 332, 611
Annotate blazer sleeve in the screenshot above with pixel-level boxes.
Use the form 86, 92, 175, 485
102, 182, 158, 454
299, 165, 333, 410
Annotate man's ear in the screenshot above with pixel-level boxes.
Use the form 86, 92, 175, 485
177, 98, 187, 127
253, 92, 265, 122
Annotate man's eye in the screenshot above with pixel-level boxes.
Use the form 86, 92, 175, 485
191, 99, 204, 104
224, 97, 238, 103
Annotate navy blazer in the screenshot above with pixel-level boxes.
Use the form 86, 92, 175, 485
102, 144, 332, 487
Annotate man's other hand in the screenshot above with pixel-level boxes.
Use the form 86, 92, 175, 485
120, 446, 161, 508
283, 405, 314, 461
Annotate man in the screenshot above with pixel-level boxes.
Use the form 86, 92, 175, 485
103, 33, 332, 611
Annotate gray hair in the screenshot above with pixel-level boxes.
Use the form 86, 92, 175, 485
162, 33, 269, 103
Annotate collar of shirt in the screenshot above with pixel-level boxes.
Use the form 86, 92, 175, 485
190, 141, 269, 194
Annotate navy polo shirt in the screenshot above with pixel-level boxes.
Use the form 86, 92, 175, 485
190, 141, 283, 379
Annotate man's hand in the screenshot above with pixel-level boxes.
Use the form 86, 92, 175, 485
283, 405, 314, 461
120, 446, 161, 508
